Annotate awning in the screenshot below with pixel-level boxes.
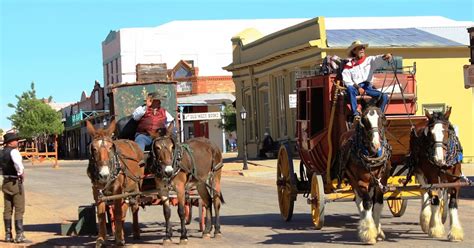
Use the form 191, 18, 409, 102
178, 93, 235, 106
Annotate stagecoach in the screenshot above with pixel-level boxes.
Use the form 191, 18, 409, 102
276, 62, 451, 228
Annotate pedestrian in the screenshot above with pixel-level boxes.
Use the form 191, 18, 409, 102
132, 92, 174, 151
0, 133, 28, 243
342, 40, 392, 121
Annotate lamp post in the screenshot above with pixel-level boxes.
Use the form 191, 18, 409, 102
240, 106, 248, 170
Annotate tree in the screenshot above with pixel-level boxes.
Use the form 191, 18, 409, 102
218, 103, 236, 133
7, 82, 64, 141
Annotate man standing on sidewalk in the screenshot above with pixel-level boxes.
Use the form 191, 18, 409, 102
1, 133, 28, 243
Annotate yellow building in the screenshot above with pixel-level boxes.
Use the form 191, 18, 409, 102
224, 16, 473, 162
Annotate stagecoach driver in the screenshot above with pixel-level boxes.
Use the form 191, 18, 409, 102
133, 92, 174, 151
1, 133, 29, 243
342, 40, 392, 120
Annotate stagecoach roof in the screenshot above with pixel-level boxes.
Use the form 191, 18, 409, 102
326, 28, 464, 48
178, 93, 235, 106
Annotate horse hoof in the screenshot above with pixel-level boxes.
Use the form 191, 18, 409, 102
163, 238, 173, 245
429, 226, 445, 238
202, 233, 211, 239
116, 240, 126, 247
95, 239, 106, 248
179, 238, 188, 245
448, 227, 464, 242
214, 233, 223, 239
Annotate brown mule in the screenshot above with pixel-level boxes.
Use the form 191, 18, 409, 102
337, 103, 391, 244
150, 124, 224, 244
86, 120, 145, 247
407, 107, 464, 241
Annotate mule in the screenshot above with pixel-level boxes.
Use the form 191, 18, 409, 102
86, 120, 145, 247
337, 102, 392, 244
407, 107, 464, 241
150, 124, 224, 244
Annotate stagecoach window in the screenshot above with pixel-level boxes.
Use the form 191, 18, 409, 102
298, 90, 307, 120
310, 87, 324, 136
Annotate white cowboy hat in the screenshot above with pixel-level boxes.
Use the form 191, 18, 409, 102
347, 40, 369, 56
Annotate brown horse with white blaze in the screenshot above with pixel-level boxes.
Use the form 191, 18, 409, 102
407, 107, 464, 241
337, 102, 392, 244
150, 124, 224, 244
86, 120, 145, 247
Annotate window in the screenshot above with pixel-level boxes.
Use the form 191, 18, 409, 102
258, 84, 270, 136
275, 75, 287, 137
310, 87, 324, 136
243, 87, 254, 141
94, 91, 99, 105
298, 90, 307, 120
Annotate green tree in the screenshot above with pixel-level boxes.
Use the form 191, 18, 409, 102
7, 82, 64, 141
218, 103, 236, 133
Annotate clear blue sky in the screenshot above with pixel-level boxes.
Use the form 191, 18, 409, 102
1, 0, 473, 131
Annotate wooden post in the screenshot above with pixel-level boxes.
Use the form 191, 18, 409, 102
53, 135, 59, 168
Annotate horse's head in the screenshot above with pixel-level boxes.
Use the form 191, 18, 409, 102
357, 101, 387, 156
424, 106, 452, 165
150, 123, 175, 178
86, 119, 116, 184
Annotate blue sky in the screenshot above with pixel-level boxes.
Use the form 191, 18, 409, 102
1, 0, 473, 131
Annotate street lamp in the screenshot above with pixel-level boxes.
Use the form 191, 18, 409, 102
240, 106, 248, 170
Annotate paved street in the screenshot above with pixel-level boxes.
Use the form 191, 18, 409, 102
1, 159, 473, 247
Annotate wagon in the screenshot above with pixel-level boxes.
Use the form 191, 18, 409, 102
276, 64, 432, 228
97, 81, 206, 233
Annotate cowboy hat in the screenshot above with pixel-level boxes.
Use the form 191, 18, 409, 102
145, 92, 165, 102
3, 133, 20, 144
347, 40, 369, 56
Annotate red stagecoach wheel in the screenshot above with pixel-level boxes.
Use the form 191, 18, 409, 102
276, 145, 295, 222
310, 174, 325, 229
387, 199, 408, 217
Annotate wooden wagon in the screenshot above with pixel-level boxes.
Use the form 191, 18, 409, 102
276, 65, 431, 229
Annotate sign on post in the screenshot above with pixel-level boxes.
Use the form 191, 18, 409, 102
183, 112, 221, 121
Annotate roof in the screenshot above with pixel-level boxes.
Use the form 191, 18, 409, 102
178, 93, 235, 106
326, 28, 464, 48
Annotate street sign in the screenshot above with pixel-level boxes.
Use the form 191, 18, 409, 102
183, 112, 221, 121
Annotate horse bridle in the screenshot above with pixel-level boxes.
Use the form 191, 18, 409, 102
88, 137, 120, 188
425, 120, 456, 167
151, 135, 178, 177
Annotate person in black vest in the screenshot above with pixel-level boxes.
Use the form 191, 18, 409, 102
133, 92, 174, 151
1, 133, 28, 243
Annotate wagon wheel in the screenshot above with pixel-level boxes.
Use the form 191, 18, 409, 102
440, 189, 449, 224
387, 199, 408, 217
185, 201, 192, 225
310, 174, 325, 229
276, 145, 296, 221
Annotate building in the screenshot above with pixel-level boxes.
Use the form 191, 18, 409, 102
60, 81, 108, 159
101, 19, 308, 151
225, 16, 474, 162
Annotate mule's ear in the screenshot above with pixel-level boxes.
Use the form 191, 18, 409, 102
424, 109, 432, 120
106, 119, 116, 136
444, 106, 452, 120
86, 120, 96, 137
167, 121, 175, 136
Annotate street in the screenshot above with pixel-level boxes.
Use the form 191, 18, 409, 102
1, 160, 473, 247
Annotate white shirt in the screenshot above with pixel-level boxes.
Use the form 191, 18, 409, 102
132, 106, 174, 126
9, 149, 24, 176
342, 55, 387, 87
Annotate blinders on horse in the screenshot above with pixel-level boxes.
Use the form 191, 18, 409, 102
424, 120, 452, 166
89, 137, 117, 182
151, 134, 176, 177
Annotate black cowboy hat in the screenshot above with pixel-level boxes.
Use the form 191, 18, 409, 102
3, 133, 20, 144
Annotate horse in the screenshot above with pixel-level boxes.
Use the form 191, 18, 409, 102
406, 107, 464, 241
149, 124, 224, 244
86, 120, 145, 247
336, 101, 392, 244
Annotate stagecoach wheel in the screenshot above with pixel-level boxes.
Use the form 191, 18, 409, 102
310, 173, 325, 230
277, 145, 295, 221
185, 201, 192, 225
387, 199, 408, 217
440, 189, 449, 224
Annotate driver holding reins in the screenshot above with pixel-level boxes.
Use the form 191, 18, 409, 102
132, 92, 174, 151
342, 40, 392, 121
